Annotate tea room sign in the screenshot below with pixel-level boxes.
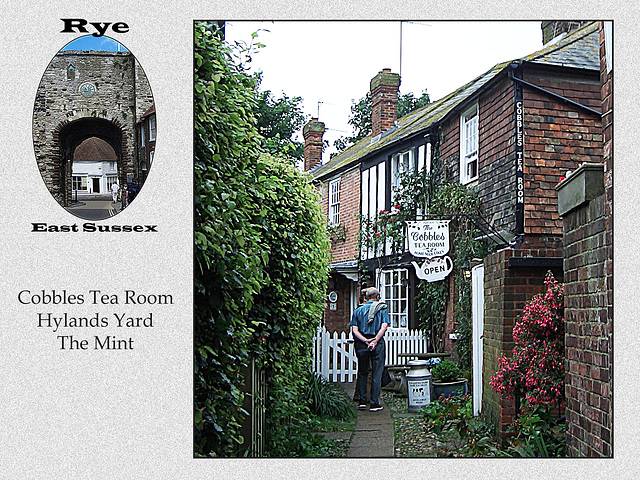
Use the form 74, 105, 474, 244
406, 220, 451, 258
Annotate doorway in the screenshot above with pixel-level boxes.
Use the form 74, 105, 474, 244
472, 264, 485, 417
92, 178, 100, 193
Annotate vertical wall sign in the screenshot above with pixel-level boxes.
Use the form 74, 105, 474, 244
513, 68, 525, 235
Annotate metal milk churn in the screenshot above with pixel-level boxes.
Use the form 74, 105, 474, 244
406, 360, 432, 413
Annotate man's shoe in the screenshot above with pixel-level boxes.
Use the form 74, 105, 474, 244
358, 403, 368, 410
369, 404, 383, 412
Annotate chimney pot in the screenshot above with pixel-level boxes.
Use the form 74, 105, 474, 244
303, 118, 325, 172
370, 69, 400, 137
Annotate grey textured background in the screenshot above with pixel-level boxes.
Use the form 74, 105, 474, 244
0, 1, 636, 478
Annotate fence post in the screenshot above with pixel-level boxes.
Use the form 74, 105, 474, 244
321, 327, 329, 380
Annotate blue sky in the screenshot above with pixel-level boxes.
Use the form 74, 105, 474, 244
61, 35, 128, 52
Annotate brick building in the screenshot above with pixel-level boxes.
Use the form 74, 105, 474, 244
308, 22, 609, 449
556, 21, 613, 457
137, 103, 157, 185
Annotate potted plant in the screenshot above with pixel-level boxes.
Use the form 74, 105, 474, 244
430, 359, 468, 399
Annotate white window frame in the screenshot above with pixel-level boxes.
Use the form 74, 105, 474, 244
328, 178, 341, 226
417, 143, 432, 173
391, 149, 417, 202
106, 176, 118, 191
380, 268, 409, 330
73, 175, 87, 191
140, 124, 145, 147
460, 104, 479, 184
149, 115, 156, 142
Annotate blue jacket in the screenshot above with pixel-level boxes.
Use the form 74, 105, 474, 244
350, 300, 390, 338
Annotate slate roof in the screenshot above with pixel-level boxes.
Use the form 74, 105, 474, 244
73, 137, 117, 162
139, 103, 156, 121
311, 22, 600, 182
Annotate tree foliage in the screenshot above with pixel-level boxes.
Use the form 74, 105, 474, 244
254, 77, 306, 161
333, 89, 431, 155
194, 22, 329, 457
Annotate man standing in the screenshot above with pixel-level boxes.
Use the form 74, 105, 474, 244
350, 287, 389, 412
111, 181, 119, 203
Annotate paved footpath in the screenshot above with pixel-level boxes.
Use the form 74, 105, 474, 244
338, 382, 394, 457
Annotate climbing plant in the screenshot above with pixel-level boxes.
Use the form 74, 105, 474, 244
357, 136, 490, 368
194, 22, 268, 456
194, 22, 330, 457
245, 154, 330, 456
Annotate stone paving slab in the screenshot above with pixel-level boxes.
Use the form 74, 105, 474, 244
338, 381, 395, 458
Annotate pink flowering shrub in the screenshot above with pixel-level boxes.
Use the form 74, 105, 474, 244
490, 273, 565, 408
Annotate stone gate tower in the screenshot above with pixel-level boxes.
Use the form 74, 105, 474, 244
33, 49, 153, 206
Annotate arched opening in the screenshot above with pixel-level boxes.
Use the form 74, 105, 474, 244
55, 117, 126, 206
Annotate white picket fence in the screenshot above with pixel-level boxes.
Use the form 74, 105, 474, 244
312, 327, 430, 382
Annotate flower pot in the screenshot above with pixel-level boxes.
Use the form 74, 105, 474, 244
432, 378, 468, 399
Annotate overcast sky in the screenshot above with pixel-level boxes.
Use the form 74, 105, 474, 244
226, 21, 545, 162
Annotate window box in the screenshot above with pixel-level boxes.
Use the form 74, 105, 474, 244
556, 162, 604, 216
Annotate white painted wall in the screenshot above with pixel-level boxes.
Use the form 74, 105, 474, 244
72, 161, 118, 194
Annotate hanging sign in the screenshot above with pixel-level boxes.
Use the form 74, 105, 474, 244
406, 220, 450, 258
411, 256, 454, 283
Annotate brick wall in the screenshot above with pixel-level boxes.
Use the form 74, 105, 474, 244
318, 166, 361, 333
562, 193, 611, 457
562, 22, 613, 458
482, 247, 563, 441
320, 167, 361, 265
478, 78, 518, 233
522, 68, 602, 236
438, 68, 601, 242
324, 274, 353, 333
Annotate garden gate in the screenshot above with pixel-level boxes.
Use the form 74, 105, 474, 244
312, 327, 430, 382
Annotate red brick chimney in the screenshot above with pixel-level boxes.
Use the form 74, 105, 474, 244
370, 68, 400, 137
303, 117, 325, 171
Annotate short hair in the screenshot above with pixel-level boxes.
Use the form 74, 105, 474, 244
365, 287, 380, 299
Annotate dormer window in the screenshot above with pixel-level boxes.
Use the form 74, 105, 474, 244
460, 104, 479, 184
67, 65, 76, 80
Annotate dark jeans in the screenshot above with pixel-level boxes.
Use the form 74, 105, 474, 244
355, 339, 385, 406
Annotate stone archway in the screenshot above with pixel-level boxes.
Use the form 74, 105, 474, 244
53, 117, 131, 206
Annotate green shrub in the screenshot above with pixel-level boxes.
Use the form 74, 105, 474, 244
194, 22, 330, 457
507, 404, 566, 457
422, 394, 504, 457
306, 373, 356, 421
431, 359, 463, 382
194, 21, 267, 457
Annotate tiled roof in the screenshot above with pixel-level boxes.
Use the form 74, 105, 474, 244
525, 22, 600, 70
73, 136, 117, 162
140, 103, 156, 120
312, 22, 599, 181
